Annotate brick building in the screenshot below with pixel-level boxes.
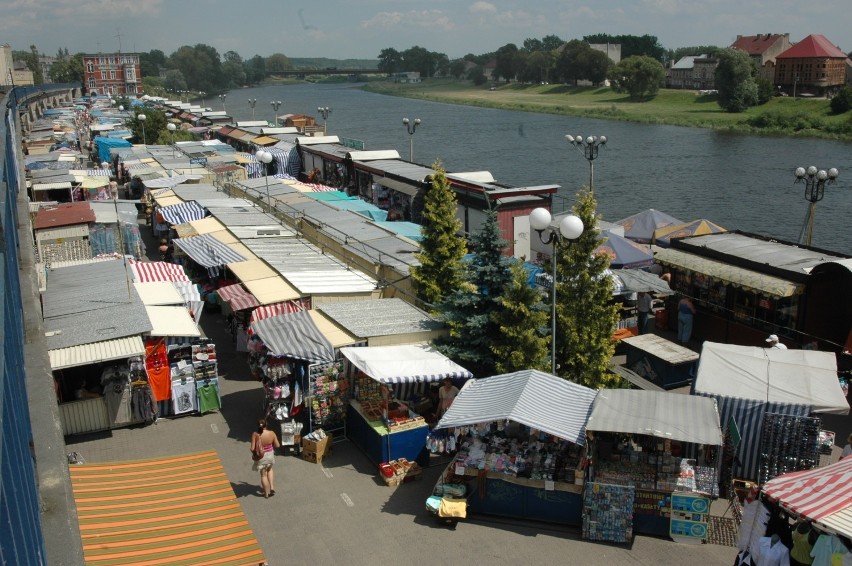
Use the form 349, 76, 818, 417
82, 52, 141, 97
774, 34, 848, 97
730, 33, 792, 82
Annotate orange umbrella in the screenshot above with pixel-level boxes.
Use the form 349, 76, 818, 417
654, 219, 726, 247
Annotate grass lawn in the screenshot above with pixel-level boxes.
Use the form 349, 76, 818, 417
364, 80, 852, 141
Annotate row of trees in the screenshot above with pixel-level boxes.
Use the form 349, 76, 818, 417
410, 164, 620, 388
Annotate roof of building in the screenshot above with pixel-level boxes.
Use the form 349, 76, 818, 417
671, 55, 702, 70
777, 34, 847, 59
731, 34, 788, 55
33, 202, 95, 230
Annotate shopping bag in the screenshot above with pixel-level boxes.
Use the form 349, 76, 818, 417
438, 498, 467, 519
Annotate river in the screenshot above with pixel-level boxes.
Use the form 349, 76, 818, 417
224, 83, 852, 255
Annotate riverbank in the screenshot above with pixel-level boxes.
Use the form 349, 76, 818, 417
363, 80, 852, 141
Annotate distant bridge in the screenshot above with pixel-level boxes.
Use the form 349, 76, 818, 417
268, 68, 385, 78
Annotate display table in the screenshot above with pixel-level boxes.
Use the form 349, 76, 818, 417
346, 400, 429, 466
621, 334, 699, 389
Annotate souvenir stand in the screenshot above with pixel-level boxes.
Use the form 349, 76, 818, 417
584, 389, 723, 538
432, 369, 597, 525
691, 342, 849, 485
339, 345, 472, 467
620, 334, 699, 390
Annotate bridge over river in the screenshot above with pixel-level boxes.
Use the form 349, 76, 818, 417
268, 68, 384, 78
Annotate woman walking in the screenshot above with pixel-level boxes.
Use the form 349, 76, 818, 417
677, 296, 696, 346
251, 418, 280, 498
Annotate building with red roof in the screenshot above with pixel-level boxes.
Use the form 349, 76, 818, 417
774, 34, 849, 96
730, 33, 791, 82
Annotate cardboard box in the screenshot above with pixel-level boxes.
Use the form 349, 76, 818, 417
301, 434, 332, 463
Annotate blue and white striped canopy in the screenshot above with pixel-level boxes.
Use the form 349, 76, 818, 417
339, 345, 472, 384
434, 369, 597, 446
172, 234, 246, 269
158, 201, 206, 225
251, 309, 335, 363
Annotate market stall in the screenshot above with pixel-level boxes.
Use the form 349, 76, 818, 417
692, 342, 849, 484
432, 369, 597, 525
339, 344, 472, 467
620, 334, 699, 389
584, 389, 723, 538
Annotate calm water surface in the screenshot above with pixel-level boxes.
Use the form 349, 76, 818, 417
224, 83, 852, 255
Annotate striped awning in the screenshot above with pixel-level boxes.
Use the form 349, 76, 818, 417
586, 389, 722, 446
762, 457, 852, 522
250, 299, 308, 323
173, 234, 247, 269
215, 283, 260, 311
128, 260, 190, 283
49, 336, 146, 370
339, 344, 473, 384
158, 201, 207, 225
69, 451, 266, 565
251, 309, 335, 362
434, 369, 596, 446
655, 248, 802, 298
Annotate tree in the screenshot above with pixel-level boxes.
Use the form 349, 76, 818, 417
579, 49, 611, 85
493, 43, 519, 82
830, 86, 852, 114
556, 189, 620, 388
715, 48, 758, 112
168, 44, 222, 93
667, 45, 721, 63
49, 53, 84, 84
468, 66, 487, 86
554, 40, 591, 85
126, 108, 166, 145
139, 50, 166, 79
491, 261, 550, 374
435, 209, 513, 377
377, 48, 403, 74
245, 55, 266, 84
222, 51, 247, 88
266, 53, 291, 72
756, 76, 774, 105
410, 162, 466, 308
29, 45, 44, 84
449, 59, 467, 79
608, 55, 665, 101
584, 34, 665, 63
541, 35, 565, 52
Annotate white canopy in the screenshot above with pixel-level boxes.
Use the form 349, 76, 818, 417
435, 369, 596, 446
694, 342, 849, 415
145, 305, 200, 337
339, 344, 472, 384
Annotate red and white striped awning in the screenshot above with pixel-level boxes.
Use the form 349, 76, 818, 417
250, 299, 309, 325
129, 261, 190, 283
762, 456, 852, 520
216, 283, 260, 311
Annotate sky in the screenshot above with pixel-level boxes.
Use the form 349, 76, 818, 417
1, 0, 850, 61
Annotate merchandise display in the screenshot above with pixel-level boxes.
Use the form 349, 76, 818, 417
309, 361, 348, 431
758, 413, 821, 484
583, 482, 635, 543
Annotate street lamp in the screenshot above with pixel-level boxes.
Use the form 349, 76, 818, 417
219, 93, 227, 112
256, 150, 273, 208
199, 91, 206, 108
137, 113, 147, 145
529, 207, 584, 374
248, 98, 257, 120
795, 165, 839, 246
402, 117, 421, 162
270, 100, 282, 125
565, 134, 607, 193
167, 122, 176, 157
317, 106, 331, 135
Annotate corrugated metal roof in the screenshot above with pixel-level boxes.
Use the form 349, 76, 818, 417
300, 143, 349, 161
319, 298, 441, 338
307, 310, 361, 347
34, 202, 95, 230
228, 225, 296, 239
35, 225, 90, 241
33, 181, 73, 191
48, 336, 146, 370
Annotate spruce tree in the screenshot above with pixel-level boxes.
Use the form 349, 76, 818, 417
410, 162, 466, 308
436, 209, 512, 377
491, 261, 550, 374
555, 189, 621, 388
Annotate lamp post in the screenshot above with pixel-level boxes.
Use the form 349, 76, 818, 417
565, 134, 607, 194
529, 207, 584, 374
402, 117, 421, 162
248, 98, 257, 120
137, 113, 147, 145
317, 106, 331, 135
270, 100, 282, 125
199, 91, 206, 108
219, 93, 227, 112
256, 150, 273, 208
795, 165, 839, 246
167, 122, 176, 157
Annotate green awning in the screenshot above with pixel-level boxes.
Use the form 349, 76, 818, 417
655, 248, 802, 298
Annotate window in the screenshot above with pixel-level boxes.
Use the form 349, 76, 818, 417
88, 78, 96, 89
101, 71, 107, 80
86, 62, 94, 73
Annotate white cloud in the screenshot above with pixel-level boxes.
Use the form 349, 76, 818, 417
469, 1, 496, 15
360, 10, 455, 32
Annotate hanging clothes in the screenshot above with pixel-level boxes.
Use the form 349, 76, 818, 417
104, 379, 132, 425
196, 380, 222, 414
145, 340, 171, 402
131, 383, 158, 423
171, 380, 197, 414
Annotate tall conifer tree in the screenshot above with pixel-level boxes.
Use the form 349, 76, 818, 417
491, 261, 550, 374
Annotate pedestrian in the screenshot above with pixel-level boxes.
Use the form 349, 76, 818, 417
677, 296, 696, 345
251, 418, 280, 498
438, 377, 459, 417
765, 334, 788, 350
841, 433, 852, 459
637, 292, 653, 334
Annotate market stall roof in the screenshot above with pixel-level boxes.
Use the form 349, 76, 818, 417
133, 281, 185, 306
307, 310, 361, 348
655, 247, 803, 297
187, 216, 227, 235
616, 208, 683, 243
228, 259, 278, 282
173, 234, 247, 268
611, 269, 674, 295
693, 342, 849, 414
339, 344, 473, 384
762, 456, 852, 534
251, 309, 335, 362
48, 336, 146, 370
128, 260, 191, 283
242, 276, 301, 304
250, 300, 308, 324
32, 181, 73, 192
144, 305, 200, 337
586, 389, 722, 446
435, 369, 597, 446
215, 283, 260, 311
34, 202, 95, 230
318, 298, 442, 338
595, 231, 655, 269
157, 201, 207, 225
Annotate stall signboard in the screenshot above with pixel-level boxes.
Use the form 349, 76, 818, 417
189, 157, 208, 165
671, 493, 710, 515
633, 490, 671, 517
670, 516, 708, 544
669, 492, 709, 544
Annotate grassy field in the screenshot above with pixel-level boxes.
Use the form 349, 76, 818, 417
364, 80, 852, 141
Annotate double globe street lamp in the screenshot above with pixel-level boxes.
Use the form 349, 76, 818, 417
317, 106, 331, 134
270, 100, 282, 125
566, 134, 606, 193
402, 117, 421, 162
137, 113, 147, 145
219, 94, 227, 112
248, 98, 258, 120
795, 165, 839, 247
167, 122, 176, 157
529, 207, 584, 375
256, 150, 274, 208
